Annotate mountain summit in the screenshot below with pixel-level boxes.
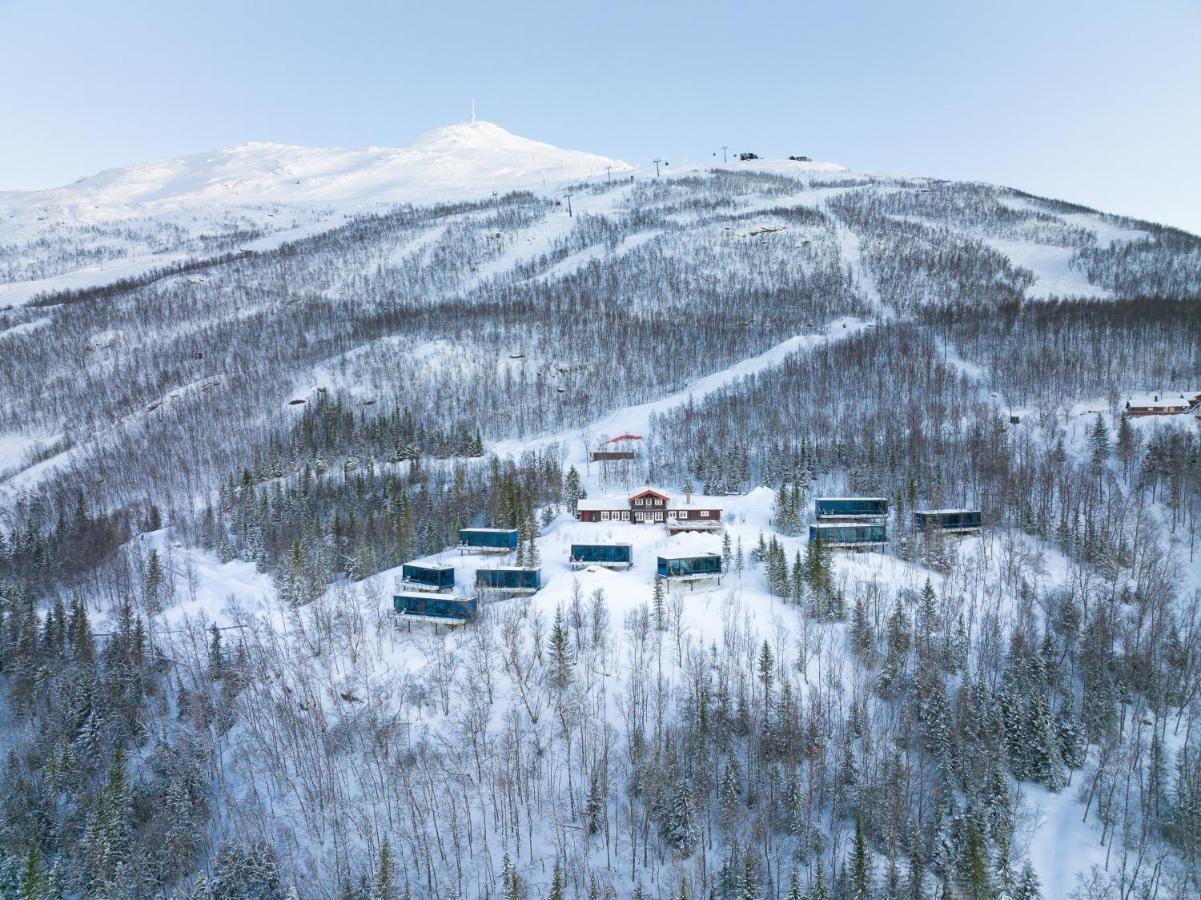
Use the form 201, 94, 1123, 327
1, 121, 632, 219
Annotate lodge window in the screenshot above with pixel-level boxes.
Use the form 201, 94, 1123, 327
700, 510, 709, 518
601, 511, 610, 521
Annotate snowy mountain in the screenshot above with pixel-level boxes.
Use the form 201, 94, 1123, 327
0, 121, 633, 304
1, 121, 631, 217
1, 128, 1200, 899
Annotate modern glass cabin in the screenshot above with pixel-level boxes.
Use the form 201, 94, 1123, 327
459, 528, 519, 552
393, 591, 477, 623
400, 563, 455, 592
809, 522, 888, 549
814, 497, 889, 521
913, 509, 982, 533
656, 553, 723, 580
570, 543, 633, 569
475, 567, 542, 593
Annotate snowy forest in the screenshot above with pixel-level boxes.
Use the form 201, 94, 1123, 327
1, 162, 1200, 899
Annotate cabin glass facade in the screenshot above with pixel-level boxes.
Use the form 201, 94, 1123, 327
393, 592, 477, 621
475, 568, 542, 591
570, 544, 632, 565
913, 510, 981, 531
656, 555, 723, 578
814, 498, 889, 519
809, 523, 887, 545
401, 563, 455, 590
459, 528, 519, 550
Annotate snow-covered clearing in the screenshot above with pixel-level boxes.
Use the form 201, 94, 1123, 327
491, 316, 872, 463
983, 236, 1110, 300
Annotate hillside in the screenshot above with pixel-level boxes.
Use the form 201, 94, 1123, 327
0, 121, 632, 305
0, 125, 1199, 899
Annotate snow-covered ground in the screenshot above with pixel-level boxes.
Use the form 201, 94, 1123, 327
490, 315, 872, 464
983, 236, 1110, 300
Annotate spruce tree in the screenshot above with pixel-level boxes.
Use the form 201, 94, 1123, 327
18, 845, 45, 900
144, 548, 164, 613
548, 859, 565, 900
741, 846, 760, 900
548, 606, 573, 691
850, 819, 873, 900
1013, 861, 1041, 900
374, 837, 395, 900
500, 851, 520, 900
757, 641, 775, 710
653, 577, 667, 631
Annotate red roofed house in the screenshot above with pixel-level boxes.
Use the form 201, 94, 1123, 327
576, 486, 722, 532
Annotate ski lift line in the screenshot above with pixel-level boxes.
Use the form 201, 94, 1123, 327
600, 433, 643, 445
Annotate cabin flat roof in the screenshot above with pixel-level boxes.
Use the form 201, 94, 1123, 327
916, 508, 980, 515
461, 527, 518, 532
570, 541, 632, 547
394, 591, 471, 600
812, 522, 884, 529
404, 562, 454, 570
480, 566, 540, 572
657, 552, 721, 560
815, 496, 888, 502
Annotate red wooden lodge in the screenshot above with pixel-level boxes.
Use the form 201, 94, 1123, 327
576, 486, 722, 532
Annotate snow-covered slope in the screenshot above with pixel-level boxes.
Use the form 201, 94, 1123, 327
0, 121, 636, 305
0, 121, 631, 220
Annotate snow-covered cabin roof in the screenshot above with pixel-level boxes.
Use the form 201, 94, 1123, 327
460, 526, 518, 533
915, 508, 979, 515
576, 497, 628, 511
1125, 392, 1201, 408
673, 494, 725, 510
577, 493, 725, 511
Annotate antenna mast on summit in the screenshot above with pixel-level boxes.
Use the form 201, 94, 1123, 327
471, 98, 476, 123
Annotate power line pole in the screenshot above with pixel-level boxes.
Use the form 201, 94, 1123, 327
721, 145, 729, 164
653, 158, 667, 177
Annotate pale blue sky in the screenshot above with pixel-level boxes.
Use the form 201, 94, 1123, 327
2, 0, 1199, 233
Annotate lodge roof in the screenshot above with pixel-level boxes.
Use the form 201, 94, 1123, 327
576, 494, 725, 511
1125, 391, 1201, 408
629, 485, 671, 501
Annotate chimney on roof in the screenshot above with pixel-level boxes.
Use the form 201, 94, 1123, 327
685, 485, 693, 504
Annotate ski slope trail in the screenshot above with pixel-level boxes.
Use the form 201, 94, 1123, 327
489, 315, 871, 463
